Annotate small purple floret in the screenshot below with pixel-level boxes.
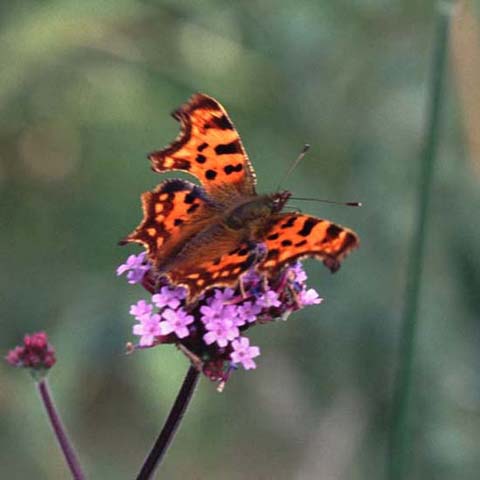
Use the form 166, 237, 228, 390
236, 301, 262, 326
230, 337, 260, 370
159, 308, 194, 339
256, 290, 281, 308
129, 300, 153, 319
133, 313, 162, 346
300, 288, 323, 306
116, 252, 150, 284
203, 318, 239, 348
153, 286, 187, 310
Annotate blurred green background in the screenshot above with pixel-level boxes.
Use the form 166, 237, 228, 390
2, 1, 480, 479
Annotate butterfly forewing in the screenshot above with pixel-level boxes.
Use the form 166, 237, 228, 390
149, 93, 256, 200
259, 213, 359, 274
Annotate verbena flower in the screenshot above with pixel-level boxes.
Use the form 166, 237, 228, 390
117, 252, 323, 385
152, 286, 186, 310
117, 252, 151, 284
159, 308, 194, 339
231, 337, 260, 370
130, 299, 154, 319
132, 313, 162, 347
5, 332, 56, 373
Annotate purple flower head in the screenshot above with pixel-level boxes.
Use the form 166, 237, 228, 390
230, 337, 260, 370
159, 308, 194, 339
118, 249, 324, 385
6, 332, 56, 373
152, 286, 187, 310
117, 252, 150, 284
133, 313, 162, 346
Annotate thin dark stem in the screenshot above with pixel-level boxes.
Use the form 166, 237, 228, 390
387, 4, 452, 480
136, 366, 200, 480
37, 379, 86, 480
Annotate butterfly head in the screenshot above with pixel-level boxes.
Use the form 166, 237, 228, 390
271, 190, 291, 213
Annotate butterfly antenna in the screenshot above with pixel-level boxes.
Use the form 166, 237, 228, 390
276, 144, 310, 191
290, 197, 362, 207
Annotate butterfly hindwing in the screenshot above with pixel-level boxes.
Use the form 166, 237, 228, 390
164, 228, 263, 301
259, 213, 359, 274
148, 93, 256, 199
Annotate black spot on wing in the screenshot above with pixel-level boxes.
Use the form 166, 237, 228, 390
267, 233, 279, 240
211, 114, 234, 130
298, 218, 320, 237
340, 232, 358, 253
281, 239, 292, 246
224, 163, 244, 175
197, 142, 208, 152
184, 193, 195, 204
174, 219, 184, 226
187, 204, 200, 214
214, 140, 242, 155
326, 224, 342, 240
280, 216, 297, 229
266, 249, 279, 260
205, 169, 217, 180
295, 239, 307, 247
196, 154, 206, 164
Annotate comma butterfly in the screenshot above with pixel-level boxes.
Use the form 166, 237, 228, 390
121, 93, 359, 301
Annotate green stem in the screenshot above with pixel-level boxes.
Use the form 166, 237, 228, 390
387, 4, 452, 480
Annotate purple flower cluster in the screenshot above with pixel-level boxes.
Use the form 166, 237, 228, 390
6, 332, 56, 372
117, 253, 322, 384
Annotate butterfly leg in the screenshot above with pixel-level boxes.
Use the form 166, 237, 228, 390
239, 276, 247, 298
286, 283, 301, 309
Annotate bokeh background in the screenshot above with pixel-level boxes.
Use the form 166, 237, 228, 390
2, 1, 480, 479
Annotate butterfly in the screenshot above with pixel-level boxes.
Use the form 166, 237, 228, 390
121, 93, 359, 302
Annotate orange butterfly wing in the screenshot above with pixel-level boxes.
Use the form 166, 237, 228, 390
121, 179, 217, 270
163, 231, 263, 300
259, 213, 359, 274
149, 93, 256, 199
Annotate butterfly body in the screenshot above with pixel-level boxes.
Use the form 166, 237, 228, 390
224, 191, 290, 231
123, 93, 359, 301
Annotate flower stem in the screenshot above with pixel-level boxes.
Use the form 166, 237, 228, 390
136, 366, 200, 480
37, 379, 86, 480
387, 3, 452, 480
